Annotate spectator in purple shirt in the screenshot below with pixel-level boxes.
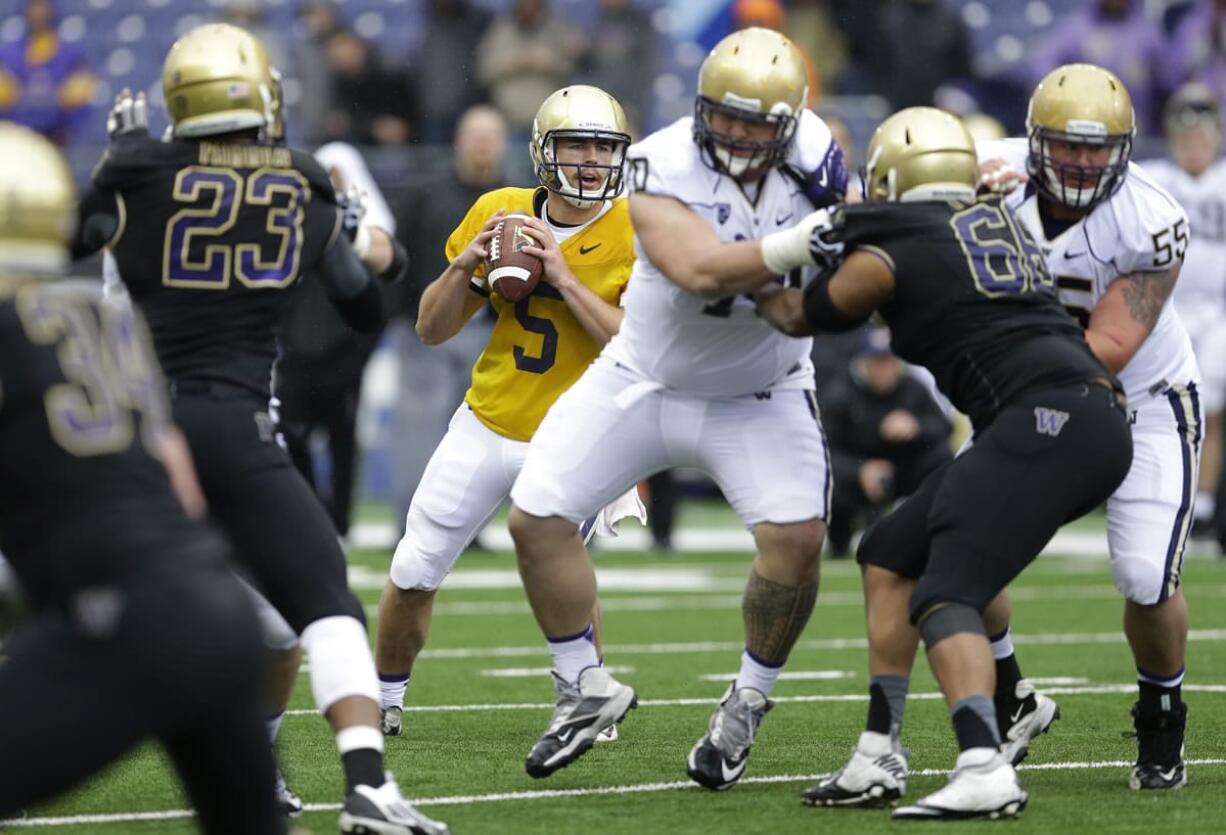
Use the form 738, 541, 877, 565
1028, 0, 1169, 133
1167, 1, 1226, 110
0, 0, 96, 145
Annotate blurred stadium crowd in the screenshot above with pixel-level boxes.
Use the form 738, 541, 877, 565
4, 0, 1226, 550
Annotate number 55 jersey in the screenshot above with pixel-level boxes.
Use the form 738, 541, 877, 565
84, 134, 341, 398
979, 138, 1198, 407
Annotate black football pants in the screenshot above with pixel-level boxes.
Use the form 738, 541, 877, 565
172, 388, 365, 633
0, 562, 283, 835
856, 381, 1133, 620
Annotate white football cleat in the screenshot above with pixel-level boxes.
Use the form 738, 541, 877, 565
893, 747, 1027, 821
339, 775, 450, 835
802, 731, 909, 807
998, 680, 1059, 766
524, 666, 636, 778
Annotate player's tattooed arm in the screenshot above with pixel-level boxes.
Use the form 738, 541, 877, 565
1084, 264, 1180, 374
1121, 268, 1177, 330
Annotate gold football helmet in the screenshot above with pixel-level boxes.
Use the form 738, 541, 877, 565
962, 112, 1007, 143
162, 23, 280, 140
863, 107, 979, 203
0, 122, 76, 275
1164, 82, 1221, 135
694, 27, 808, 178
530, 85, 631, 209
1026, 63, 1135, 209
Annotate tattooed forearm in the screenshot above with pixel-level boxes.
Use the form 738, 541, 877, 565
1121, 267, 1178, 331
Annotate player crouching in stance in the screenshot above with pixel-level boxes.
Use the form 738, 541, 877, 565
0, 124, 283, 834
755, 108, 1133, 819
506, 28, 847, 785
977, 64, 1198, 792
374, 85, 644, 742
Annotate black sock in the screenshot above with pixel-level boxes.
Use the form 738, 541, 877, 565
951, 697, 1000, 752
866, 682, 891, 735
342, 747, 385, 793
994, 653, 1024, 701
1138, 679, 1183, 715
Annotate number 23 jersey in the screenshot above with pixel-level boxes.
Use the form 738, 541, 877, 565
980, 138, 1198, 404
89, 135, 341, 398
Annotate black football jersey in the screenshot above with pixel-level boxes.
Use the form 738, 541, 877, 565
0, 281, 203, 608
90, 136, 341, 398
834, 197, 1116, 429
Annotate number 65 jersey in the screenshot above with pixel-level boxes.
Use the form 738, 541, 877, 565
84, 134, 341, 398
979, 138, 1198, 406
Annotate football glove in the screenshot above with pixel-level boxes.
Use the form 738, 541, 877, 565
760, 206, 845, 275
337, 185, 374, 257
106, 88, 149, 139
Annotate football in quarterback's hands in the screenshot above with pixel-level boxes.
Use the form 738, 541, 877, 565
485, 213, 543, 302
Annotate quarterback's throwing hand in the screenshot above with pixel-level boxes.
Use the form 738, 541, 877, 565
519, 217, 575, 288
106, 88, 148, 139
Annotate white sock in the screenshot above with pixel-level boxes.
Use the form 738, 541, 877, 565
736, 650, 782, 696
989, 626, 1014, 661
336, 724, 384, 756
379, 673, 409, 710
266, 711, 285, 745
548, 624, 599, 685
1195, 490, 1215, 521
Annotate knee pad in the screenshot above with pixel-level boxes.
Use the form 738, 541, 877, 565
299, 615, 379, 712
915, 602, 985, 649
388, 537, 454, 592
1112, 554, 1167, 606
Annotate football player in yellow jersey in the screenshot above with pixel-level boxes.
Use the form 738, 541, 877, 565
374, 85, 644, 736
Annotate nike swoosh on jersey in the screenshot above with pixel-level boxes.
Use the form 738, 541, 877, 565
579, 243, 602, 255
775, 213, 794, 225
1063, 250, 1085, 259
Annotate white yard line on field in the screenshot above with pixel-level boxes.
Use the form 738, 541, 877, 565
281, 683, 1226, 717
359, 584, 1226, 618
388, 628, 1226, 662
5, 758, 1226, 827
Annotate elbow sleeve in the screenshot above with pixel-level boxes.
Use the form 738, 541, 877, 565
801, 270, 870, 333
331, 278, 386, 333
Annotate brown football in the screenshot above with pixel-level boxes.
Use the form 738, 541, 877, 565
485, 213, 544, 302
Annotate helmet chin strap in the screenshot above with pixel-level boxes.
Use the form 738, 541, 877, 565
556, 165, 607, 208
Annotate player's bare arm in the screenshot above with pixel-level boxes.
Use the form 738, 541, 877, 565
159, 425, 207, 519
1085, 264, 1181, 373
519, 216, 623, 344
417, 210, 505, 345
756, 250, 895, 337
629, 192, 782, 298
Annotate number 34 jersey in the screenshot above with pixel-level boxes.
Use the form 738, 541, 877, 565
835, 196, 1114, 431
90, 136, 341, 397
980, 138, 1198, 405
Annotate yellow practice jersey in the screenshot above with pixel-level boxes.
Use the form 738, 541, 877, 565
445, 187, 634, 441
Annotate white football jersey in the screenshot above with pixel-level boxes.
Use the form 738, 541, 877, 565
605, 109, 840, 396
978, 138, 1199, 404
1140, 156, 1226, 335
